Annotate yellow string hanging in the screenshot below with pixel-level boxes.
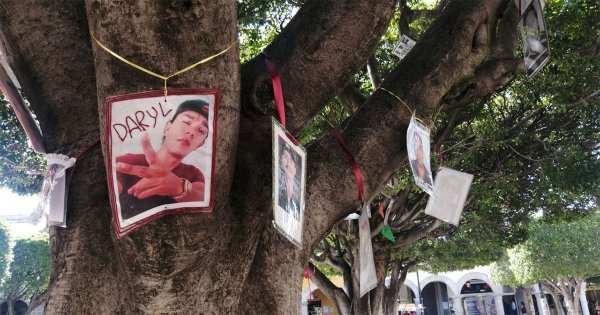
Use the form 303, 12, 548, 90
90, 32, 237, 100
378, 86, 427, 125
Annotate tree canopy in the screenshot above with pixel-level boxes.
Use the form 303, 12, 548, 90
0, 222, 9, 283
0, 233, 50, 300
0, 95, 44, 195
489, 212, 600, 315
490, 212, 600, 286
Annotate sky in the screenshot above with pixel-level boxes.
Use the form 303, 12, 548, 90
0, 188, 45, 239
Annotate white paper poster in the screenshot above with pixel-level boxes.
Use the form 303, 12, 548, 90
424, 167, 473, 226
407, 116, 434, 195
393, 35, 417, 59
359, 204, 378, 297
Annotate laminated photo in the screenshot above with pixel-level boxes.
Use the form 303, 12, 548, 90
105, 89, 219, 237
393, 35, 416, 60
272, 118, 306, 246
406, 115, 434, 195
520, 0, 550, 77
359, 204, 378, 297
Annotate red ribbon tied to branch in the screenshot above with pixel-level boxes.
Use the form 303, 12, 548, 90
331, 128, 365, 204
264, 55, 286, 129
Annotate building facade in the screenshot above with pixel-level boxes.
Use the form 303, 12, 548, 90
301, 266, 591, 315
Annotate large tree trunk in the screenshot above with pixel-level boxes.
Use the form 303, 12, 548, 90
0, 0, 519, 313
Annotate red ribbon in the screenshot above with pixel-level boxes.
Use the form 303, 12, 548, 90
305, 264, 313, 300
378, 202, 385, 218
331, 128, 365, 204
264, 56, 286, 129
75, 139, 101, 160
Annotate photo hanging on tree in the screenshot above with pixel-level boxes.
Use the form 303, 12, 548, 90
392, 34, 416, 60
272, 118, 306, 246
406, 115, 434, 195
105, 88, 219, 237
520, 0, 550, 77
424, 167, 473, 226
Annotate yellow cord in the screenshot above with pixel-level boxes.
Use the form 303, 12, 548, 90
91, 32, 237, 100
378, 87, 427, 125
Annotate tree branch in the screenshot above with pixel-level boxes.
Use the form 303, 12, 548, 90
441, 2, 522, 112
338, 84, 366, 113
367, 54, 382, 89
375, 219, 443, 252
302, 0, 513, 250
308, 261, 351, 315
240, 0, 396, 134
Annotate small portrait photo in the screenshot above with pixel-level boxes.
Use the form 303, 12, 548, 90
105, 88, 219, 237
272, 118, 306, 246
520, 0, 550, 77
406, 116, 434, 195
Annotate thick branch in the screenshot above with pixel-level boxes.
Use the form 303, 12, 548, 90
302, 0, 510, 250
338, 84, 366, 113
441, 2, 522, 112
308, 262, 351, 315
376, 219, 443, 252
240, 0, 396, 134
367, 54, 382, 89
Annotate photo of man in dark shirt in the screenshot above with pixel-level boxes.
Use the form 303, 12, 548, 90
116, 99, 209, 219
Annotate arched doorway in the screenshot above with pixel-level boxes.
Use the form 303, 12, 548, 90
460, 279, 497, 315
422, 281, 452, 315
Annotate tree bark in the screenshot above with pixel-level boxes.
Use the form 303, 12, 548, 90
0, 0, 520, 313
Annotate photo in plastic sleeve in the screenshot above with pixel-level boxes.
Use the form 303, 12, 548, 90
272, 118, 306, 246
424, 167, 473, 226
392, 35, 416, 59
359, 205, 378, 297
406, 116, 434, 195
520, 0, 550, 77
105, 89, 219, 237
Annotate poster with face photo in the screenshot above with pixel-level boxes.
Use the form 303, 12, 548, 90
272, 118, 306, 246
105, 88, 219, 237
406, 115, 434, 195
520, 0, 550, 77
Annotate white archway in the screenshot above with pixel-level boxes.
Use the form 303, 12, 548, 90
456, 272, 502, 295
420, 274, 460, 297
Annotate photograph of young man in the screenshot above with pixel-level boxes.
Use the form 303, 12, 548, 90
278, 141, 301, 221
410, 132, 433, 188
116, 99, 209, 220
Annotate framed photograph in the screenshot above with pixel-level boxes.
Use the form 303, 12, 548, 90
105, 88, 219, 237
272, 118, 306, 246
520, 0, 550, 77
406, 115, 434, 195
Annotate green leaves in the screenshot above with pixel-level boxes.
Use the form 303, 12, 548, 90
490, 212, 600, 286
0, 222, 9, 282
0, 233, 50, 299
0, 93, 44, 195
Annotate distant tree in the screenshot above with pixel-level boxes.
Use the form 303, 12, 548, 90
490, 212, 600, 315
0, 222, 9, 282
0, 95, 44, 195
0, 233, 50, 315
